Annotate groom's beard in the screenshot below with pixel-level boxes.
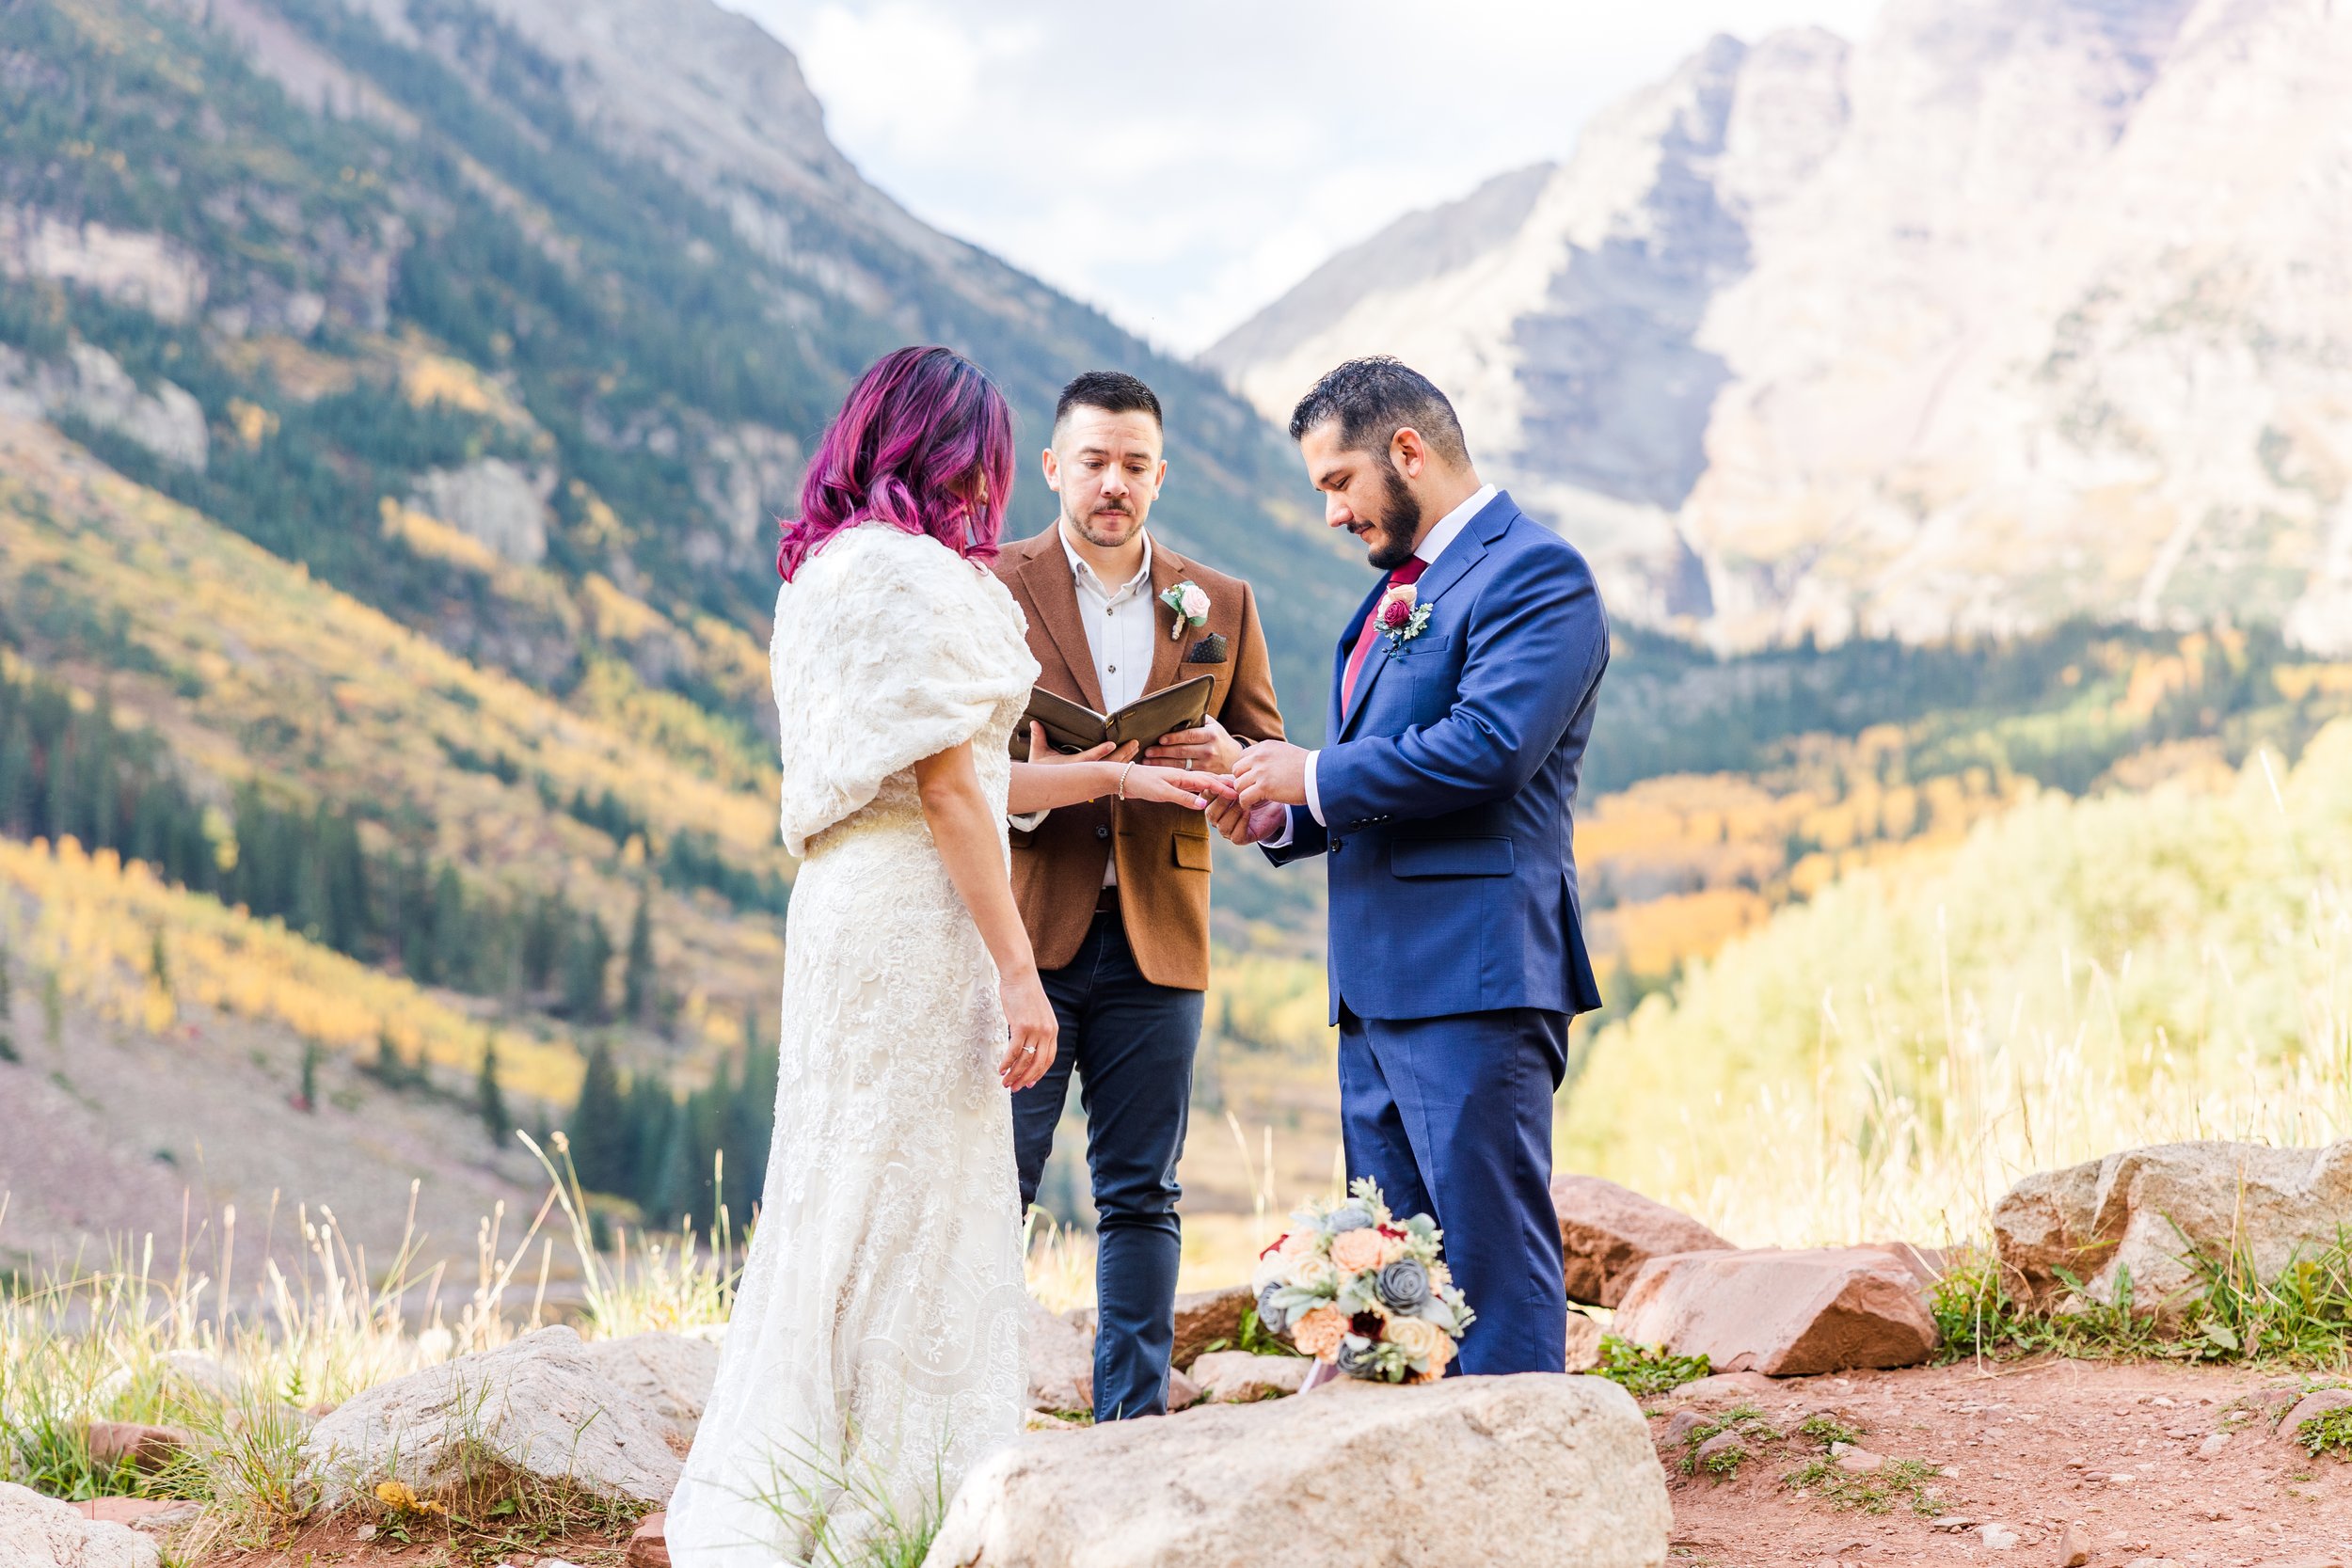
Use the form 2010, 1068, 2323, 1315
1363, 467, 1422, 572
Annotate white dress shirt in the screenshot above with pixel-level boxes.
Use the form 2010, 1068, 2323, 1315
1013, 525, 1160, 885
1269, 483, 1496, 848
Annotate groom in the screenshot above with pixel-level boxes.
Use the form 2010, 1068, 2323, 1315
1212, 356, 1608, 1376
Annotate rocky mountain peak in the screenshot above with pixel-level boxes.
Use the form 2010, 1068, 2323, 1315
1207, 0, 2352, 653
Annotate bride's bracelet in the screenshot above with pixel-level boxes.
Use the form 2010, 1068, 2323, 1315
1116, 761, 1136, 800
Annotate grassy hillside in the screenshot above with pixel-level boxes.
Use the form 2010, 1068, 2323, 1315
0, 0, 1362, 737
1559, 720, 2352, 1248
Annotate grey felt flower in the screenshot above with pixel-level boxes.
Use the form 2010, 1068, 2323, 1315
1375, 1259, 1431, 1313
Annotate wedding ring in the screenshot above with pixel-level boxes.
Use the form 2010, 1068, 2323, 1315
1184, 759, 1194, 771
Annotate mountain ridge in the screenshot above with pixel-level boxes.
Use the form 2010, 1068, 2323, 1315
1206, 0, 2352, 657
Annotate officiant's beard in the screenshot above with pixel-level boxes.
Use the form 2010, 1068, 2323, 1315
1363, 467, 1422, 572
1067, 498, 1142, 551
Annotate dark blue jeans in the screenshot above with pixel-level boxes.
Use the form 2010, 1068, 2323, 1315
1013, 911, 1203, 1421
1337, 1003, 1570, 1376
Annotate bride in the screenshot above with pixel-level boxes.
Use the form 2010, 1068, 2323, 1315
666, 346, 1222, 1565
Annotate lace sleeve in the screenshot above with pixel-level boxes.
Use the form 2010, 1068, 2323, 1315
772, 525, 1036, 856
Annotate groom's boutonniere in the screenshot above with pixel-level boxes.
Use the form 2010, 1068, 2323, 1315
1159, 579, 1211, 640
1377, 582, 1431, 649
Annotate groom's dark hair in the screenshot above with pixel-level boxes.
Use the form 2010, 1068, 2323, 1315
1054, 370, 1162, 436
1289, 356, 1470, 467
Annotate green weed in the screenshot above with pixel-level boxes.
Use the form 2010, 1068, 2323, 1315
1595, 1336, 1713, 1399
2292, 1404, 2352, 1460
1677, 1403, 1781, 1478
1783, 1455, 1946, 1516
1797, 1413, 1864, 1448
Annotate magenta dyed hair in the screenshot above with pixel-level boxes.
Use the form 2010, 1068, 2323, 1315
777, 346, 1015, 581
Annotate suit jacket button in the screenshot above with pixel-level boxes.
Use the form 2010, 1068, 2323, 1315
1331, 837, 1344, 855
1095, 825, 1110, 840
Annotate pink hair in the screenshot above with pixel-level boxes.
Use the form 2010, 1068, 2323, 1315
777, 346, 1015, 581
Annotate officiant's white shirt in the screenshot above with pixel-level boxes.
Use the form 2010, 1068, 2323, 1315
1008, 522, 1159, 885
1266, 483, 1495, 848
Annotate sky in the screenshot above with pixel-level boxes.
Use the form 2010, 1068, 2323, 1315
714, 0, 1887, 354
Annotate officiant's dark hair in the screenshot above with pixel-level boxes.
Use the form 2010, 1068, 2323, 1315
1289, 356, 1470, 467
1053, 370, 1162, 436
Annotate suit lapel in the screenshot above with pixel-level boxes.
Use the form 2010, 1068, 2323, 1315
1145, 540, 1187, 695
1337, 493, 1515, 740
1017, 534, 1107, 712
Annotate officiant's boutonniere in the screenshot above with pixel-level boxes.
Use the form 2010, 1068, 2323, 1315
1377, 582, 1431, 649
1159, 579, 1211, 640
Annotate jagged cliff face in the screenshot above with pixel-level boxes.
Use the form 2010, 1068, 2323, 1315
1205, 0, 2352, 653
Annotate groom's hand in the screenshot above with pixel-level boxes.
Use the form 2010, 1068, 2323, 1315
1207, 790, 1289, 846
1233, 739, 1311, 810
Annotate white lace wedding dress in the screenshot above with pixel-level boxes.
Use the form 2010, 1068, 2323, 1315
667, 521, 1040, 1566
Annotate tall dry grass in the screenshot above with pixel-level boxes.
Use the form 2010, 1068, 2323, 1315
1561, 722, 2352, 1246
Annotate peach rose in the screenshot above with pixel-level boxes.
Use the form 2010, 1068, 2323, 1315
1290, 1306, 1349, 1362
1330, 1228, 1389, 1275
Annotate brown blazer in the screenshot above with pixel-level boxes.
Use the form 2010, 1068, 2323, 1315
995, 528, 1284, 990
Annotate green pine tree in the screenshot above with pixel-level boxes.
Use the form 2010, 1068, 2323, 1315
477, 1033, 509, 1148
563, 914, 612, 1023
298, 1039, 321, 1112
568, 1039, 630, 1194
622, 887, 656, 1025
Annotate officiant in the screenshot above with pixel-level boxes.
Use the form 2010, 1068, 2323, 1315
996, 370, 1285, 1422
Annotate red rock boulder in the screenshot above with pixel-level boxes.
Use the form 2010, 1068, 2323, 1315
82, 1422, 191, 1473
1611, 1247, 1938, 1375
1549, 1175, 1734, 1307
628, 1511, 671, 1568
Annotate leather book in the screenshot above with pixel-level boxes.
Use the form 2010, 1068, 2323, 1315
1023, 674, 1214, 755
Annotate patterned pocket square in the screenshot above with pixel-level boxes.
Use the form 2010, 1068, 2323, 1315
1183, 632, 1229, 664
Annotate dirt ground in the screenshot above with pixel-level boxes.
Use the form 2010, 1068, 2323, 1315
1654, 1356, 2352, 1568
131, 1356, 2352, 1566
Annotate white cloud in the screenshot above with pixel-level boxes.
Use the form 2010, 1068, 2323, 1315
719, 0, 1887, 352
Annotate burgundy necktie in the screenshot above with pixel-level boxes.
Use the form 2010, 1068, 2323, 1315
1341, 556, 1426, 713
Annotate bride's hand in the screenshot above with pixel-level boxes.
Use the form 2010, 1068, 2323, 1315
999, 968, 1057, 1091
1119, 764, 1232, 811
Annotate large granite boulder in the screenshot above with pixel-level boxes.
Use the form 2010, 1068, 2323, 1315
300, 1325, 679, 1509
1994, 1140, 2352, 1322
1025, 1297, 1095, 1413
1187, 1350, 1310, 1403
0, 1482, 160, 1568
580, 1334, 721, 1449
1551, 1175, 1734, 1307
925, 1374, 1670, 1568
1612, 1248, 1938, 1375
1169, 1284, 1255, 1371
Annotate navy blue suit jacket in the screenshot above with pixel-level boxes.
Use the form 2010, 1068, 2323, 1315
1269, 491, 1609, 1023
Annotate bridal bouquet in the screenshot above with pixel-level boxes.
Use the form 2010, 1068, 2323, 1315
1250, 1179, 1472, 1384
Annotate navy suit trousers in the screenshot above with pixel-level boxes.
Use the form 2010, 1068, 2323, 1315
1337, 1003, 1569, 1375
1012, 912, 1203, 1421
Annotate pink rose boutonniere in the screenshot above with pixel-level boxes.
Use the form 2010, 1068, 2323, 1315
1160, 579, 1212, 640
1377, 583, 1431, 650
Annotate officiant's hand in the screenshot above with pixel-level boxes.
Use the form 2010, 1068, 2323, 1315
1144, 712, 1241, 774
1233, 739, 1311, 810
1025, 722, 1136, 766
